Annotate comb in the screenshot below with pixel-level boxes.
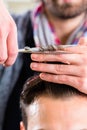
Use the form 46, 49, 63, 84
18, 45, 76, 54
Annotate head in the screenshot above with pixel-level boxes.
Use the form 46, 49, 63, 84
41, 0, 87, 19
20, 75, 87, 130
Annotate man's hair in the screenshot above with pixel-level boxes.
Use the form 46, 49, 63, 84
20, 75, 87, 129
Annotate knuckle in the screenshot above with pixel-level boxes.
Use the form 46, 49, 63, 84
0, 55, 7, 63
80, 66, 87, 77
58, 75, 67, 83
55, 64, 63, 74
53, 55, 60, 61
8, 51, 18, 58
79, 78, 87, 90
81, 54, 87, 64
5, 52, 18, 66
56, 54, 64, 61
6, 61, 14, 66
41, 54, 45, 61
0, 17, 17, 38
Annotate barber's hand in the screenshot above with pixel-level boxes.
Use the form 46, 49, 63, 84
0, 1, 18, 66
31, 37, 87, 94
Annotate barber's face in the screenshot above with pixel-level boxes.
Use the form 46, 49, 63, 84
24, 95, 87, 130
43, 0, 87, 19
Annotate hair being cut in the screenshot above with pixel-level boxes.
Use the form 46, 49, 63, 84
20, 75, 87, 129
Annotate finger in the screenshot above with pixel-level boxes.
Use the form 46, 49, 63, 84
56, 53, 87, 65
63, 37, 87, 53
0, 37, 7, 64
31, 53, 86, 65
61, 37, 87, 53
5, 25, 18, 66
31, 38, 87, 55
30, 62, 85, 76
78, 37, 87, 45
31, 53, 70, 64
62, 45, 87, 54
40, 73, 87, 94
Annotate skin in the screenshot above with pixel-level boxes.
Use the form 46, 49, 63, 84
1, 0, 87, 94
0, 0, 18, 66
20, 95, 87, 130
30, 0, 87, 94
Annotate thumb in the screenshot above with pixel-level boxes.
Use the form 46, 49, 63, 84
78, 37, 87, 45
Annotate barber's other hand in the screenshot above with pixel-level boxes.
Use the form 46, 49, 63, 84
31, 37, 87, 94
0, 1, 18, 66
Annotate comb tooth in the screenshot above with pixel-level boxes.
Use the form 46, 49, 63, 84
50, 45, 56, 51
46, 45, 54, 51
24, 46, 31, 50
52, 45, 66, 50
39, 46, 45, 51
31, 47, 40, 52
52, 44, 58, 50
40, 46, 49, 51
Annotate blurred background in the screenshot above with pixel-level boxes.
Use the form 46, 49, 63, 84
4, 0, 39, 14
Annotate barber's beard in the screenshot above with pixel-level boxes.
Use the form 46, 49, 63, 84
44, 2, 87, 19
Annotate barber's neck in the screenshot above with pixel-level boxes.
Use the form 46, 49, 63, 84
45, 10, 85, 44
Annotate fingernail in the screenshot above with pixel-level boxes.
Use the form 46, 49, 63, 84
31, 54, 38, 60
40, 73, 45, 79
31, 63, 38, 69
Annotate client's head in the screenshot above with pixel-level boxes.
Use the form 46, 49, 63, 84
20, 75, 87, 130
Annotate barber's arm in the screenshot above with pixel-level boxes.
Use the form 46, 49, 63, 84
31, 37, 87, 94
0, 0, 18, 66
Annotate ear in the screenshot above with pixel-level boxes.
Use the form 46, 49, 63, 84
20, 121, 25, 130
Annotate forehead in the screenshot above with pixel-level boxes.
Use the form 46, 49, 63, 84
26, 96, 87, 130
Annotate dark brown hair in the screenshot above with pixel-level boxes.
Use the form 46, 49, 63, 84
20, 75, 87, 129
